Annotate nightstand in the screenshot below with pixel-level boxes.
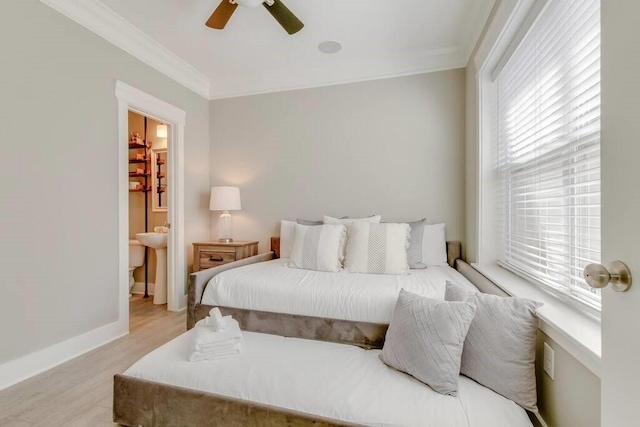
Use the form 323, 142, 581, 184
193, 241, 259, 271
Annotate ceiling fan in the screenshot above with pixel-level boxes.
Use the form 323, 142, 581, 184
206, 0, 304, 35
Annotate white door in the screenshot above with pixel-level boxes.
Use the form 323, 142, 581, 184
601, 1, 640, 425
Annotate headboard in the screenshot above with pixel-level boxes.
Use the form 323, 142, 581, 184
271, 237, 281, 259
270, 237, 462, 268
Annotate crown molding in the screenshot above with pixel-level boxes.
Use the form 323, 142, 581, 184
40, 0, 210, 99
209, 47, 467, 100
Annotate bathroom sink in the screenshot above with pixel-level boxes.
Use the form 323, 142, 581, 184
135, 232, 168, 250
136, 232, 168, 305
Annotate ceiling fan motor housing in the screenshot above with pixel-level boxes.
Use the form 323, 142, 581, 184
233, 0, 273, 8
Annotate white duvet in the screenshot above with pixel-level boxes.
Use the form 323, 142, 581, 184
201, 259, 479, 323
124, 329, 532, 427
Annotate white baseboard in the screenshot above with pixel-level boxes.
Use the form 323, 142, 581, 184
131, 281, 155, 295
0, 319, 128, 391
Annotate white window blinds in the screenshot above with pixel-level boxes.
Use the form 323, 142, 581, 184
495, 0, 601, 308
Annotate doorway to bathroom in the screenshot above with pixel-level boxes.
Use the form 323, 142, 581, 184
116, 81, 187, 334
128, 111, 169, 304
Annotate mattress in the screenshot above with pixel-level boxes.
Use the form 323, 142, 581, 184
201, 259, 478, 324
123, 328, 532, 427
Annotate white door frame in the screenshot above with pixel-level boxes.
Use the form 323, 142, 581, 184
116, 81, 187, 327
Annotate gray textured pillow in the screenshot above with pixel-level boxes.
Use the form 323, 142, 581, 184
379, 289, 476, 396
445, 281, 542, 412
297, 216, 348, 226
296, 218, 323, 226
406, 219, 426, 269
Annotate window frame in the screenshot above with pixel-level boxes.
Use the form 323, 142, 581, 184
474, 0, 602, 317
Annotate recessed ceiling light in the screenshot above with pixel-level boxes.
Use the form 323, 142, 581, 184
318, 40, 342, 54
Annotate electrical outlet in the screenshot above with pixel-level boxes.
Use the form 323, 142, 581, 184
543, 342, 555, 380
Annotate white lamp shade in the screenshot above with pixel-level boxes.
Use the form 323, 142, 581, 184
157, 124, 167, 138
209, 186, 242, 211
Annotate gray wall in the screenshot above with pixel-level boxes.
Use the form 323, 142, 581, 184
465, 2, 601, 426
0, 0, 210, 365
210, 70, 466, 253
535, 331, 601, 427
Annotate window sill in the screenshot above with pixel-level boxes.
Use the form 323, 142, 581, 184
472, 263, 602, 378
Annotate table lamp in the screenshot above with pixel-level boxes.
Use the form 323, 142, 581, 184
209, 186, 241, 242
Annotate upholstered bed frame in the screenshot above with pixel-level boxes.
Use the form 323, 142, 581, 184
114, 238, 509, 427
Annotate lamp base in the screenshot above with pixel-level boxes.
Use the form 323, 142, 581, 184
218, 211, 233, 243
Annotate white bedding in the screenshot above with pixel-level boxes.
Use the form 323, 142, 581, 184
201, 259, 478, 323
124, 328, 532, 427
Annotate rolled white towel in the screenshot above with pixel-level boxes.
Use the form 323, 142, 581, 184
209, 307, 223, 320
204, 316, 234, 331
205, 308, 235, 332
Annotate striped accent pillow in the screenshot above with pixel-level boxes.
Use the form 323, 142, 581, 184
345, 222, 410, 275
379, 289, 476, 396
289, 224, 346, 272
445, 281, 542, 412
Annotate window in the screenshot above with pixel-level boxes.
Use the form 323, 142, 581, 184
493, 0, 601, 309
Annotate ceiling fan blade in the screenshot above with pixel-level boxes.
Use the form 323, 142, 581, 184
206, 0, 238, 29
263, 0, 304, 35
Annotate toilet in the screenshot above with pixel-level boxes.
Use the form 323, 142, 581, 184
129, 239, 145, 293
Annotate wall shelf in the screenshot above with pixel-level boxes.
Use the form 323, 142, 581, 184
129, 158, 150, 164
128, 127, 152, 299
129, 141, 150, 149
129, 185, 152, 192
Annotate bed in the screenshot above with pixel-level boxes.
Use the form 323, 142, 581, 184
117, 328, 531, 427
186, 238, 468, 346
200, 258, 477, 324
115, 237, 533, 426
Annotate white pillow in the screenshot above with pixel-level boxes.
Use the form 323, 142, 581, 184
345, 222, 410, 275
422, 223, 447, 266
279, 220, 296, 258
323, 215, 382, 224
289, 224, 346, 272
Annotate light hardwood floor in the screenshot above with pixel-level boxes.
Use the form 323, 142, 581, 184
0, 297, 185, 426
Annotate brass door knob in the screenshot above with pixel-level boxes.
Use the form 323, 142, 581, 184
584, 261, 632, 292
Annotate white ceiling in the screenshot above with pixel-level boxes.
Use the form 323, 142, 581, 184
98, 0, 495, 99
